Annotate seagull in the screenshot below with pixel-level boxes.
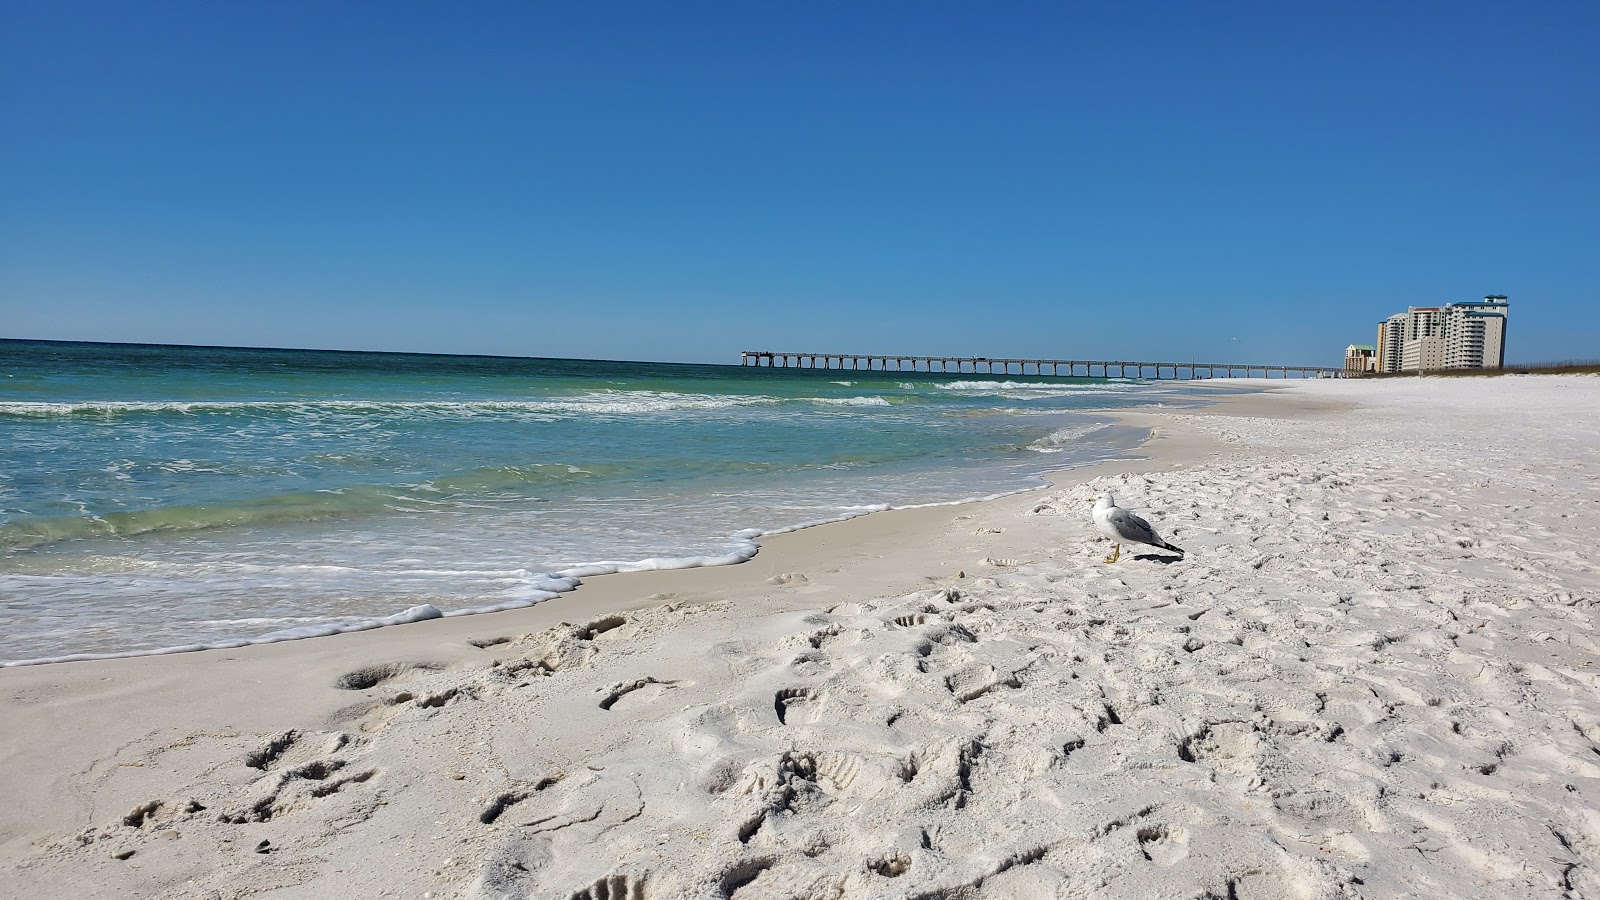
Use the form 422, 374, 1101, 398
1089, 493, 1184, 563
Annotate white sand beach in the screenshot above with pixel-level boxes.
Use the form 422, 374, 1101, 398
2, 375, 1597, 899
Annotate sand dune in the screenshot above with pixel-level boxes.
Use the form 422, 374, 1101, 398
3, 376, 1597, 898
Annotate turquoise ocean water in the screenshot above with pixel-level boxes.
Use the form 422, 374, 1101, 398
0, 340, 1193, 664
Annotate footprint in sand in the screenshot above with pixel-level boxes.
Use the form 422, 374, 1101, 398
944, 664, 1022, 704
579, 615, 630, 640
480, 615, 637, 684
566, 872, 650, 900
773, 687, 817, 725
478, 772, 564, 825
1136, 824, 1191, 866
598, 677, 681, 711
77, 796, 213, 862
219, 731, 379, 825
351, 685, 476, 733
869, 853, 912, 877
331, 661, 441, 691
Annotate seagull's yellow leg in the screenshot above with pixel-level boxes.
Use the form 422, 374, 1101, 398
1104, 543, 1121, 564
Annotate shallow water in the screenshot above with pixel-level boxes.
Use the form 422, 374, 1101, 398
0, 340, 1205, 662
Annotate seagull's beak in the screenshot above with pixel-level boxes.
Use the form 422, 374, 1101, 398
1084, 497, 1097, 504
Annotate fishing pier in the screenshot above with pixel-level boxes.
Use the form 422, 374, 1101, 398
741, 352, 1343, 380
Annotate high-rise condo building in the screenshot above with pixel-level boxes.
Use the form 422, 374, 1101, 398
1376, 313, 1407, 373
1376, 316, 1394, 372
1442, 296, 1509, 369
1400, 307, 1444, 372
1372, 296, 1508, 373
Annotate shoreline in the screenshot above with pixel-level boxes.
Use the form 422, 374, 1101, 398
9, 377, 1591, 898
0, 409, 1161, 669
2, 341, 1183, 667
0, 387, 1258, 840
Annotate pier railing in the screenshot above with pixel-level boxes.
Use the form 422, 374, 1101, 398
739, 352, 1344, 380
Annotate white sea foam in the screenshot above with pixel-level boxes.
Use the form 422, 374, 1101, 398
936, 380, 1096, 391
0, 392, 790, 419
811, 396, 890, 406
1, 603, 447, 667
935, 380, 1144, 400
1026, 422, 1110, 452
156, 458, 227, 474
190, 616, 345, 628
0, 484, 1049, 668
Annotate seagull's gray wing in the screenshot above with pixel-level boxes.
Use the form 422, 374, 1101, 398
1106, 507, 1160, 546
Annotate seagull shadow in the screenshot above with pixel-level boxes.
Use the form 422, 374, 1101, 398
1133, 553, 1184, 565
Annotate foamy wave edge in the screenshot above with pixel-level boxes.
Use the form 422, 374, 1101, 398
0, 394, 785, 417
1026, 422, 1110, 452
938, 380, 1138, 391
0, 487, 1041, 668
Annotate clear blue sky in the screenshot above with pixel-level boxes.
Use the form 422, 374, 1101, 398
2, 1, 1595, 366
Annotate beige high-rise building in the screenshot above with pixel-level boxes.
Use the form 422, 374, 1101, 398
1373, 297, 1508, 373
1401, 334, 1445, 371
1399, 307, 1444, 372
1377, 313, 1407, 373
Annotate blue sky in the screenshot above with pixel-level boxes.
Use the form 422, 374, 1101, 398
2, 1, 1595, 366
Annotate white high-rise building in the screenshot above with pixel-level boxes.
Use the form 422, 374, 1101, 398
1442, 296, 1509, 369
1373, 296, 1509, 373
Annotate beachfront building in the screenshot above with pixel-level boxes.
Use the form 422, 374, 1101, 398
1376, 313, 1406, 373
1443, 296, 1509, 369
1401, 334, 1445, 372
1344, 344, 1376, 375
1399, 307, 1443, 372
1377, 296, 1508, 373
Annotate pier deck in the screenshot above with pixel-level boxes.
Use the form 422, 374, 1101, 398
740, 352, 1343, 379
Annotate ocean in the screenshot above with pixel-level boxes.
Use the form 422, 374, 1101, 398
0, 340, 1199, 664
